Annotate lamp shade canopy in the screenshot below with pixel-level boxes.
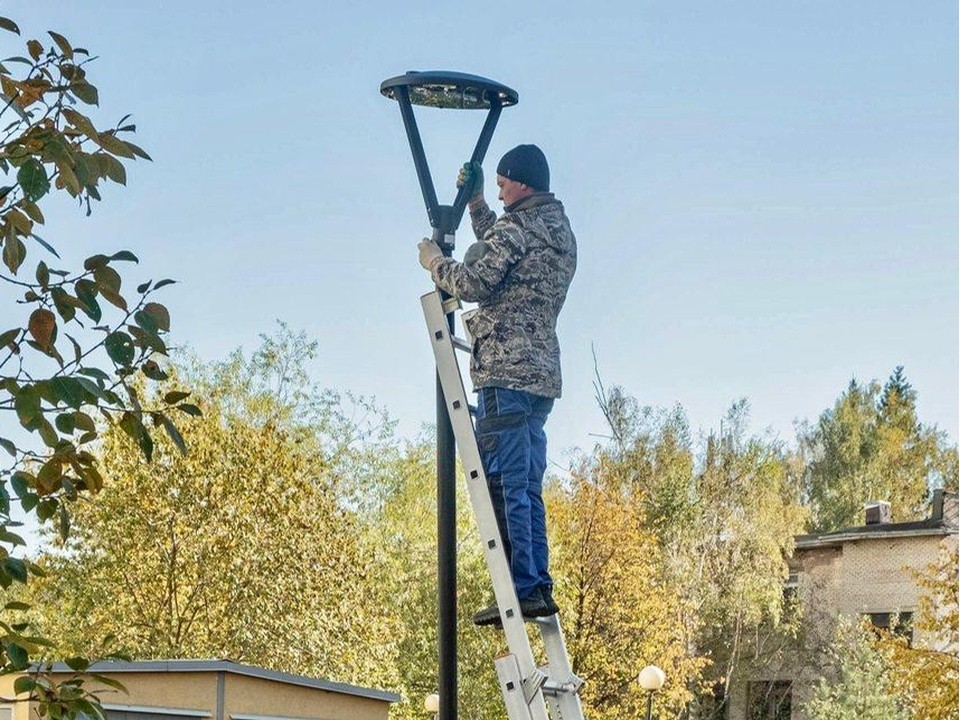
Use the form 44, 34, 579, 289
380, 70, 518, 110
638, 665, 666, 691
424, 694, 440, 713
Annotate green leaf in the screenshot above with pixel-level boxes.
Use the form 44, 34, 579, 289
77, 367, 111, 381
154, 278, 176, 289
160, 414, 187, 455
14, 385, 41, 427
94, 265, 125, 310
104, 331, 135, 366
58, 504, 70, 541
55, 413, 76, 434
4, 558, 28, 583
37, 418, 59, 448
3, 231, 26, 274
119, 412, 153, 462
5, 601, 31, 612
110, 250, 139, 263
27, 40, 43, 61
73, 377, 107, 402
64, 656, 89, 672
0, 437, 15, 457
20, 494, 38, 513
134, 309, 159, 336
35, 260, 49, 287
22, 201, 45, 224
72, 411, 95, 433
101, 154, 126, 185
62, 108, 97, 140
70, 80, 98, 105
36, 499, 57, 521
30, 233, 60, 258
48, 30, 73, 58
0, 530, 24, 546
13, 676, 35, 695
83, 254, 110, 270
50, 288, 76, 322
125, 142, 152, 161
74, 279, 102, 322
17, 159, 49, 202
164, 391, 190, 404
65, 333, 82, 364
11, 471, 33, 498
177, 403, 202, 417
143, 302, 170, 332
36, 458, 62, 494
89, 674, 126, 693
0, 327, 19, 349
128, 325, 167, 355
0, 17, 21, 34
97, 132, 134, 158
50, 377, 86, 409
98, 284, 126, 311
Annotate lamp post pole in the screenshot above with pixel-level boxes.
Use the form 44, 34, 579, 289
380, 72, 517, 720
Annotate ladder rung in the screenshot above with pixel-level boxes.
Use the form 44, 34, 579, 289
441, 297, 461, 315
451, 335, 471, 353
541, 677, 585, 696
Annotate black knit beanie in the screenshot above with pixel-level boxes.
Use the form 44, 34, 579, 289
496, 144, 550, 191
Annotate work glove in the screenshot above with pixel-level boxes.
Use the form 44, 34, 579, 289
418, 238, 444, 271
456, 161, 484, 199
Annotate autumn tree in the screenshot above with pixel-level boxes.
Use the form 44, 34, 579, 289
359, 436, 509, 720
26, 329, 391, 688
547, 464, 707, 719
799, 368, 958, 531
0, 14, 188, 716
876, 546, 959, 720
588, 374, 812, 718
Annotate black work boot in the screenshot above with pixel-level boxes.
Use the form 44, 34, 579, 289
473, 594, 550, 626
538, 586, 559, 616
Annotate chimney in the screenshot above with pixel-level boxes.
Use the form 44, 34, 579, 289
864, 501, 891, 525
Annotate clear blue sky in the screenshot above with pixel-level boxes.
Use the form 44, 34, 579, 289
12, 1, 959, 460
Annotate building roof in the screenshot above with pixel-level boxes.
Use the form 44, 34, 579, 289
43, 659, 400, 704
795, 491, 958, 550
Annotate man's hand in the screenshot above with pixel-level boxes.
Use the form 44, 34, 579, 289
418, 238, 443, 271
456, 161, 484, 199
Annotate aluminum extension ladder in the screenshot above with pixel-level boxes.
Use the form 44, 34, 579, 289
421, 290, 586, 720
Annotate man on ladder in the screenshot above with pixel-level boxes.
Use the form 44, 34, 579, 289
417, 144, 578, 626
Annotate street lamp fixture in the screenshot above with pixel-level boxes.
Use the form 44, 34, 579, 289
379, 70, 518, 243
638, 665, 666, 720
380, 69, 518, 720
424, 694, 440, 714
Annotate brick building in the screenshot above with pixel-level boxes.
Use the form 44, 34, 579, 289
0, 660, 399, 720
727, 490, 958, 720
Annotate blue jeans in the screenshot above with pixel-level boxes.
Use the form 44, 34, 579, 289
475, 386, 554, 601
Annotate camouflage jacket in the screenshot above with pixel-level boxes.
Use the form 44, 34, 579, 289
431, 192, 577, 398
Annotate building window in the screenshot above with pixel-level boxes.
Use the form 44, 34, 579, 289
866, 611, 913, 643
747, 680, 791, 720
